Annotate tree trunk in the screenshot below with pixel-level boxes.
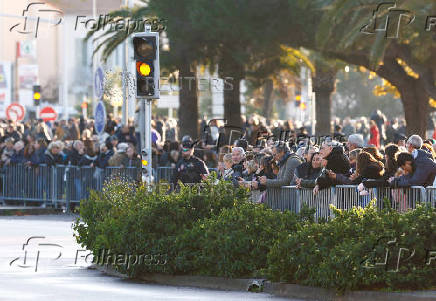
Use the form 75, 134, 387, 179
219, 54, 244, 130
397, 78, 429, 137
223, 77, 242, 130
178, 60, 199, 139
312, 61, 336, 136
263, 78, 274, 119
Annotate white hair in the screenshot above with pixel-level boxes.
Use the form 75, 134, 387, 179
348, 134, 364, 148
232, 146, 245, 157
407, 135, 423, 149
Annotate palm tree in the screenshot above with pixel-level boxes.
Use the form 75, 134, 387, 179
86, 0, 205, 139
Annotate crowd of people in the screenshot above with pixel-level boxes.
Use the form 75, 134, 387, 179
0, 110, 435, 202
172, 131, 436, 201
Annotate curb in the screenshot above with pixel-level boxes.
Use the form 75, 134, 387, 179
263, 282, 436, 301
0, 207, 64, 216
93, 264, 436, 301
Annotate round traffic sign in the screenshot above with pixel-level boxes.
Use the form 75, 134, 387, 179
6, 103, 25, 121
94, 101, 106, 135
39, 106, 58, 121
94, 67, 104, 99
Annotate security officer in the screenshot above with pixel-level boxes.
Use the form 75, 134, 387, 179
172, 138, 209, 187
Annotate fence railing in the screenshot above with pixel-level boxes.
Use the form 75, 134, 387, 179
0, 164, 216, 208
1, 164, 434, 218
265, 185, 435, 221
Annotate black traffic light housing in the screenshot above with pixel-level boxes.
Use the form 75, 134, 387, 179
133, 32, 159, 99
33, 85, 41, 106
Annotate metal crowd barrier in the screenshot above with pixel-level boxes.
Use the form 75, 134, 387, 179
0, 164, 141, 208
265, 185, 435, 220
1, 164, 434, 217
0, 165, 218, 207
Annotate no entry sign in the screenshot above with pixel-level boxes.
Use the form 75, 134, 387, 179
6, 103, 25, 121
39, 106, 58, 121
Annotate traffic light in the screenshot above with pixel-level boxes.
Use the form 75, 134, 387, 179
133, 31, 160, 99
294, 93, 301, 107
33, 85, 41, 106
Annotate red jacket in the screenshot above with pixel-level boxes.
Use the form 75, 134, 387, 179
369, 125, 380, 148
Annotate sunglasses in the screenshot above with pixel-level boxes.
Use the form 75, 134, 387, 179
182, 148, 191, 152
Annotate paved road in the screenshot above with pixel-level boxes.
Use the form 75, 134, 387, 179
0, 215, 299, 301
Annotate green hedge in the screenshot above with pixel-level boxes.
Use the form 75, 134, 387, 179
267, 200, 436, 292
74, 179, 436, 292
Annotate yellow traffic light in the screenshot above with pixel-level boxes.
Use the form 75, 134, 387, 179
142, 159, 148, 166
33, 92, 41, 100
137, 62, 151, 76
295, 95, 301, 101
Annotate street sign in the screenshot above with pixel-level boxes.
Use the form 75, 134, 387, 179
40, 106, 57, 121
94, 67, 104, 99
6, 103, 25, 121
94, 100, 106, 135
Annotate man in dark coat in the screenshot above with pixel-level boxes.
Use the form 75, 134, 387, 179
172, 138, 209, 187
315, 140, 351, 191
389, 151, 435, 187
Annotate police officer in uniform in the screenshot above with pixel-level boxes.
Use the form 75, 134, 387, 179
172, 138, 209, 187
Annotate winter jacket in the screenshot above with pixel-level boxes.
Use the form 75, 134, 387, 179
316, 146, 351, 189
266, 152, 303, 188
44, 150, 64, 166
10, 149, 25, 164
295, 162, 322, 188
390, 149, 436, 187
65, 149, 83, 166
29, 147, 46, 166
96, 151, 112, 168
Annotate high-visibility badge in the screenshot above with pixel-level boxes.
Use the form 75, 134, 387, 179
142, 160, 148, 166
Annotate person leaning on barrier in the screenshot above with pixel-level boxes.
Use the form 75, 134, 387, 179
172, 139, 209, 187
10, 140, 25, 164
295, 152, 323, 188
258, 142, 302, 188
44, 141, 65, 166
388, 138, 436, 187
313, 140, 351, 193
65, 140, 85, 166
95, 143, 112, 169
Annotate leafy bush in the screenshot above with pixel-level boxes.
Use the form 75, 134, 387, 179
73, 176, 250, 277
173, 202, 309, 278
267, 200, 436, 292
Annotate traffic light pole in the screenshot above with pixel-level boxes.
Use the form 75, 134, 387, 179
139, 98, 153, 185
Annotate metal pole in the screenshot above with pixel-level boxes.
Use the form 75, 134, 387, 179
121, 0, 133, 125
139, 98, 153, 184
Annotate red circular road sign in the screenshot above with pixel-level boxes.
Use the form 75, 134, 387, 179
6, 103, 25, 121
39, 106, 58, 121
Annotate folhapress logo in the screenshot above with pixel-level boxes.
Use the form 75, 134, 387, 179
360, 2, 415, 38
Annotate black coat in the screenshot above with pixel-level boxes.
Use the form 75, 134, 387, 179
317, 146, 351, 189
